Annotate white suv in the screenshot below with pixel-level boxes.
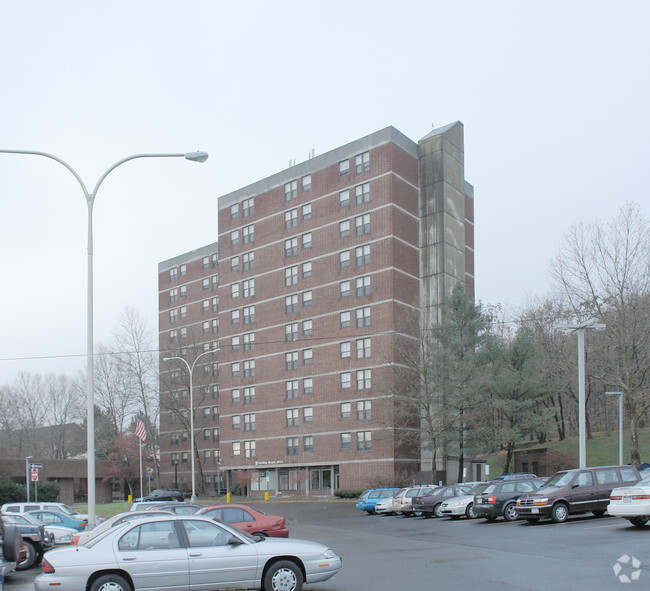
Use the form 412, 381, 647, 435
1, 502, 88, 521
392, 486, 437, 516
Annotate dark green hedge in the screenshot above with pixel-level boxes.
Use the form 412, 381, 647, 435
334, 489, 364, 498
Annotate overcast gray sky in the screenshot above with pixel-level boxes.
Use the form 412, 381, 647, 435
1, 1, 648, 383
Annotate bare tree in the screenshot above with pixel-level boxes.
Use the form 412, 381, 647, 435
551, 202, 650, 467
42, 373, 85, 458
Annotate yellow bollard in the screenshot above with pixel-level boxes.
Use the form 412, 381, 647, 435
128, 494, 132, 503
226, 492, 231, 503
264, 491, 269, 502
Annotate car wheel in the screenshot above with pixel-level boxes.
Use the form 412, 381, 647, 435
550, 503, 569, 523
1, 525, 21, 562
89, 574, 133, 591
503, 503, 518, 522
465, 503, 477, 519
629, 517, 648, 527
16, 540, 37, 571
433, 503, 444, 519
264, 559, 303, 591
592, 510, 606, 518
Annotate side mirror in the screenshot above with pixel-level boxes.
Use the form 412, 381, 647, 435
228, 536, 244, 546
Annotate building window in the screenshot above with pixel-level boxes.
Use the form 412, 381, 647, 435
285, 237, 298, 257
230, 203, 239, 219
302, 203, 312, 220
339, 250, 350, 268
179, 306, 187, 319
355, 213, 370, 236
340, 280, 350, 298
243, 359, 255, 378
231, 362, 240, 378
339, 220, 350, 238
303, 348, 313, 365
356, 307, 371, 328
340, 341, 351, 358
285, 180, 298, 201
212, 297, 219, 312
285, 294, 298, 314
243, 252, 254, 271
286, 437, 299, 456
302, 175, 311, 191
284, 208, 298, 229
179, 265, 186, 277
180, 285, 187, 298
356, 337, 371, 359
202, 299, 210, 313
286, 351, 298, 371
202, 278, 210, 290
339, 159, 350, 177
169, 267, 178, 282
170, 288, 178, 303
304, 407, 313, 423
232, 389, 240, 404
243, 332, 255, 351
231, 309, 240, 324
242, 197, 254, 218
355, 151, 370, 174
233, 442, 241, 456
303, 377, 313, 394
242, 224, 254, 244
302, 291, 312, 307
339, 190, 350, 207
244, 413, 255, 432
243, 305, 255, 324
244, 440, 256, 458
340, 311, 351, 328
212, 275, 218, 291
356, 245, 370, 267
341, 433, 352, 450
230, 257, 239, 272
212, 405, 219, 419
212, 385, 219, 399
355, 182, 370, 205
286, 408, 299, 427
357, 400, 372, 421
181, 451, 188, 464
213, 427, 220, 442
169, 309, 178, 323
341, 372, 351, 389
212, 318, 219, 334
357, 431, 372, 451
302, 319, 312, 336
302, 232, 312, 249
341, 402, 351, 419
180, 327, 187, 340
231, 336, 240, 350
203, 428, 211, 441
356, 276, 371, 297
286, 322, 298, 342
304, 435, 314, 452
285, 266, 298, 286
212, 253, 218, 267
244, 387, 255, 405
230, 230, 239, 246
286, 380, 299, 399
357, 369, 371, 390
169, 329, 178, 343
302, 261, 312, 278
243, 279, 255, 297
231, 283, 240, 299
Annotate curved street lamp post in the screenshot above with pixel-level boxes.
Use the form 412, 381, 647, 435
0, 149, 208, 526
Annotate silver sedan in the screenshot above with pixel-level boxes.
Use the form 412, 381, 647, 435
34, 514, 342, 591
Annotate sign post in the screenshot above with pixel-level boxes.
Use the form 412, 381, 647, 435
31, 467, 39, 502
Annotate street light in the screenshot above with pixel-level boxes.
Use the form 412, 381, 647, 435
557, 318, 605, 468
606, 391, 624, 465
164, 348, 218, 503
0, 149, 208, 526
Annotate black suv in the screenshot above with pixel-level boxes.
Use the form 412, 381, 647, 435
140, 488, 184, 502
474, 478, 546, 521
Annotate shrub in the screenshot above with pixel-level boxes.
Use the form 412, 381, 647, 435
334, 489, 364, 499
29, 481, 61, 502
0, 480, 26, 505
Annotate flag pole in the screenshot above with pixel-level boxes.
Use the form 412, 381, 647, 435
139, 439, 143, 500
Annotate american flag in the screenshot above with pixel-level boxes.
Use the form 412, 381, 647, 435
135, 413, 147, 442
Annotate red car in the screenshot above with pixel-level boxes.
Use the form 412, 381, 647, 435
197, 504, 289, 537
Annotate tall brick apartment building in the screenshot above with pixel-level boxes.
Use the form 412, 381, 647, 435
158, 122, 474, 495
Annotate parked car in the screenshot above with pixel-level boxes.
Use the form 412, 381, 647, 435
129, 501, 176, 512
138, 488, 184, 502
474, 478, 545, 522
516, 465, 640, 523
3, 512, 76, 546
440, 482, 489, 519
198, 504, 289, 537
34, 514, 341, 591
355, 488, 401, 514
490, 473, 538, 481
374, 493, 399, 515
1, 514, 52, 570
392, 486, 438, 516
412, 485, 473, 518
145, 503, 202, 515
73, 511, 175, 546
1, 502, 89, 522
26, 510, 87, 532
607, 474, 650, 527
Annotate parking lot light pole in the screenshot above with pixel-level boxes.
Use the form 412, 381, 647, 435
0, 149, 208, 526
606, 391, 624, 465
164, 348, 218, 503
557, 318, 605, 468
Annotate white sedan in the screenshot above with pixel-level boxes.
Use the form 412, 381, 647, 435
440, 482, 489, 519
35, 514, 341, 591
607, 475, 650, 527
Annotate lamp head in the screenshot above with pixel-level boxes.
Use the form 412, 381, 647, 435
184, 151, 209, 163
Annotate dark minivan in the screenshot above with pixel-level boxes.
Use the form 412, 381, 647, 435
515, 465, 640, 523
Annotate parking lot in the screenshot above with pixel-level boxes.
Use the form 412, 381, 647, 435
4, 500, 649, 590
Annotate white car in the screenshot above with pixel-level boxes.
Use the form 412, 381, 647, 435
35, 514, 341, 591
3, 513, 76, 545
607, 475, 650, 527
440, 482, 489, 519
392, 486, 437, 516
73, 510, 174, 545
375, 496, 397, 515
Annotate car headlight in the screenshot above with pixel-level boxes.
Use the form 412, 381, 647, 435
58, 534, 73, 543
533, 498, 548, 506
323, 548, 337, 559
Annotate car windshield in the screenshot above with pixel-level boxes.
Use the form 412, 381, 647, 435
55, 505, 78, 516
544, 472, 574, 488
481, 484, 498, 494
467, 483, 489, 495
